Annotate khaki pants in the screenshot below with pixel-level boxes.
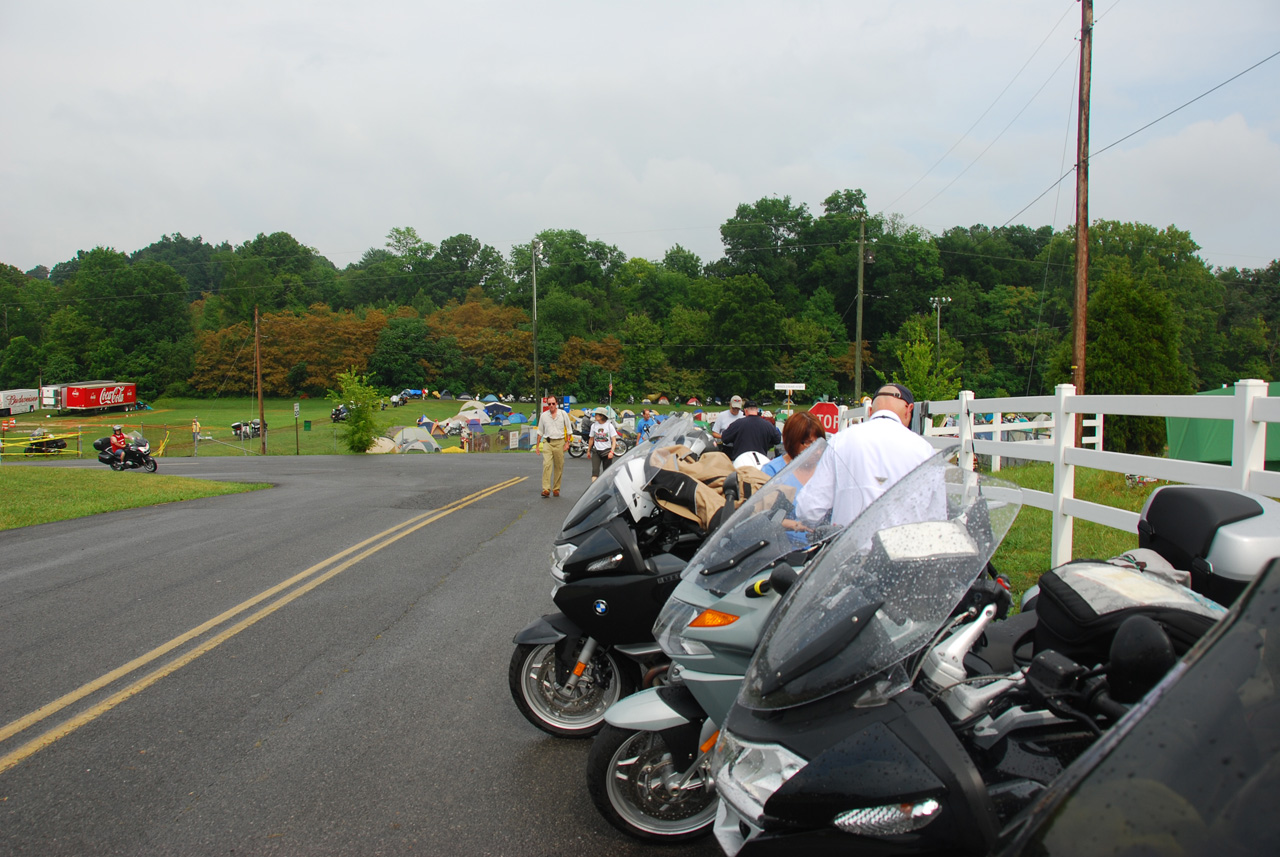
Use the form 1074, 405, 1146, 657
542, 443, 566, 492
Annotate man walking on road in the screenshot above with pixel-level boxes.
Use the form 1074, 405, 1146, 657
534, 397, 574, 497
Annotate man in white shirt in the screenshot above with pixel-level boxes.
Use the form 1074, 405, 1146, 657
795, 383, 938, 527
534, 397, 574, 497
712, 395, 745, 441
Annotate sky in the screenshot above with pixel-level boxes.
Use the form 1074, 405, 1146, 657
2, 0, 1277, 275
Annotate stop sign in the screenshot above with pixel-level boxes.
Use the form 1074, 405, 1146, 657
809, 402, 841, 434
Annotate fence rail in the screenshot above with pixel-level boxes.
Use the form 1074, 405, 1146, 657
839, 379, 1276, 566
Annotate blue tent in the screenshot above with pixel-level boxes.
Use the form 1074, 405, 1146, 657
485, 402, 513, 417
562, 395, 578, 404
509, 413, 529, 424
482, 394, 499, 402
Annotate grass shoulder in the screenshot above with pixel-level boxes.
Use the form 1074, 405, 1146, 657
0, 466, 270, 531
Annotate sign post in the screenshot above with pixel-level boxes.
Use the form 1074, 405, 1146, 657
294, 403, 301, 455
774, 383, 806, 416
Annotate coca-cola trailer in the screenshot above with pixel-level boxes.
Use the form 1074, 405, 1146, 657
41, 381, 137, 413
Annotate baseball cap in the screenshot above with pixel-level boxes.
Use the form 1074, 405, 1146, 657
744, 400, 760, 410
873, 383, 915, 405
730, 395, 744, 408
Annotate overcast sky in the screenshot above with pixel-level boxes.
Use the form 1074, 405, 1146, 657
2, 1, 1277, 275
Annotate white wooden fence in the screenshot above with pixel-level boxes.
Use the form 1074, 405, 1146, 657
838, 379, 1278, 566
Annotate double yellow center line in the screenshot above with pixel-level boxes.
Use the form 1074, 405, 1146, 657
0, 476, 526, 776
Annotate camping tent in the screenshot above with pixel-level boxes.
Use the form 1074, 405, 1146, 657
484, 402, 513, 418
389, 426, 441, 453
687, 397, 701, 406
482, 394, 499, 402
657, 396, 670, 405
508, 413, 529, 424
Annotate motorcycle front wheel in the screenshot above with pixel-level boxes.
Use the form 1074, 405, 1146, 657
509, 642, 635, 738
586, 725, 716, 842
143, 458, 158, 473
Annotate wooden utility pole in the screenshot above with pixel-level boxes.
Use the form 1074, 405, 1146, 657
854, 217, 866, 402
531, 240, 539, 409
1073, 0, 1093, 444
255, 305, 266, 456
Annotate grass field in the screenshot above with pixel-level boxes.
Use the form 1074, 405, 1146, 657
990, 463, 1161, 592
0, 465, 270, 531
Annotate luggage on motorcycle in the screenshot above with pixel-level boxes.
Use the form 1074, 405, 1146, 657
644, 445, 768, 532
1033, 561, 1227, 666
93, 437, 111, 451
1138, 485, 1280, 607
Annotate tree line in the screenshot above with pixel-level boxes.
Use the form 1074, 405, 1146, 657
1, 188, 1275, 453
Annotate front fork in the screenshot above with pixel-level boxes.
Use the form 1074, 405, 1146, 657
561, 636, 600, 692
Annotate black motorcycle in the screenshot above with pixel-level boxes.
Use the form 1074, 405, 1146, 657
510, 415, 730, 738
93, 436, 158, 472
331, 405, 348, 423
712, 459, 1277, 856
25, 429, 68, 455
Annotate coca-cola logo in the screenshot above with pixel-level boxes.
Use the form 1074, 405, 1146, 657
98, 386, 127, 406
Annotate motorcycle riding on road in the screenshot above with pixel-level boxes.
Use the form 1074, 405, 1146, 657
94, 428, 158, 472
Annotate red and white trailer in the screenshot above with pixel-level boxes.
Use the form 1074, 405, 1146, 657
41, 381, 137, 412
0, 388, 40, 416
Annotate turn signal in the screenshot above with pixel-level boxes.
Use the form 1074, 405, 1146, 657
690, 609, 739, 628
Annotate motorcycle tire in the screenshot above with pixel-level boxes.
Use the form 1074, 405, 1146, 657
110, 460, 124, 471
568, 444, 586, 459
614, 439, 629, 456
586, 724, 717, 842
509, 642, 635, 738
143, 458, 158, 473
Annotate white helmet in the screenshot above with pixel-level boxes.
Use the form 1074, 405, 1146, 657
733, 451, 771, 469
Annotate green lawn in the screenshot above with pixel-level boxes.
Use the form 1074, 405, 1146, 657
991, 463, 1164, 593
0, 465, 270, 530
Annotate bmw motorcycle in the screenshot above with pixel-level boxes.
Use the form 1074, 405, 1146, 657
586, 439, 836, 842
712, 457, 1275, 856
510, 414, 736, 738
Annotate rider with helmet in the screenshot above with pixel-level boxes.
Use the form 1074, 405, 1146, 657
588, 406, 619, 482
109, 424, 129, 467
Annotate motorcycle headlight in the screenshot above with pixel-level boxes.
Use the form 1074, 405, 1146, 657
712, 730, 807, 824
652, 598, 712, 659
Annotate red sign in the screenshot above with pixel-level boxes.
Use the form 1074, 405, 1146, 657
808, 402, 841, 434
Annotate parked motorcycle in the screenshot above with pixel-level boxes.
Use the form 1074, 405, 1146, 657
331, 405, 348, 423
586, 439, 835, 841
711, 458, 1274, 856
232, 419, 261, 440
509, 415, 729, 738
93, 435, 158, 472
25, 428, 68, 455
569, 435, 631, 460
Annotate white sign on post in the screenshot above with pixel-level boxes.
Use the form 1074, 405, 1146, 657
294, 403, 301, 418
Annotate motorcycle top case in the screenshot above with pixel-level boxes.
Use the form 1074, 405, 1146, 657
1033, 561, 1227, 666
1138, 485, 1280, 607
92, 436, 111, 451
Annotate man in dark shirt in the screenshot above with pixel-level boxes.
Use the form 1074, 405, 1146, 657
720, 400, 781, 458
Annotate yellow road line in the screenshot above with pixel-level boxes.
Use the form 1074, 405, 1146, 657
0, 476, 525, 775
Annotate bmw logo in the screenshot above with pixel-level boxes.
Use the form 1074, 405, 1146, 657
593, 600, 608, 616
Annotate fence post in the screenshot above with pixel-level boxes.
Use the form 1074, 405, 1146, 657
1233, 379, 1267, 491
957, 390, 975, 472
1051, 383, 1077, 568
991, 410, 1004, 472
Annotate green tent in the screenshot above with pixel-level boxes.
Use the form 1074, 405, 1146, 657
1166, 382, 1279, 468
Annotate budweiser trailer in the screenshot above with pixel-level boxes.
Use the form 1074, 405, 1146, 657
42, 381, 137, 413
0, 388, 39, 416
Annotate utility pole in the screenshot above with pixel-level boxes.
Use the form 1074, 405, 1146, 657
1073, 0, 1093, 444
255, 305, 266, 456
929, 296, 951, 364
854, 217, 866, 401
531, 239, 539, 410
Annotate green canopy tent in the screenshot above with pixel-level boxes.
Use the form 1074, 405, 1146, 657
1166, 382, 1279, 468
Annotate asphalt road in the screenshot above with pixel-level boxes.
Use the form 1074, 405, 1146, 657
0, 452, 721, 857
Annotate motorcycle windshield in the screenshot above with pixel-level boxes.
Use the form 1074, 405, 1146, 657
737, 453, 1021, 711
671, 439, 833, 599
558, 414, 710, 540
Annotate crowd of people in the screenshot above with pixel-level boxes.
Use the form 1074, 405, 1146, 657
531, 384, 933, 523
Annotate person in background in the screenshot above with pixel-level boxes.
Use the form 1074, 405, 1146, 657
110, 424, 129, 468
795, 383, 937, 527
761, 411, 826, 478
711, 395, 745, 441
636, 408, 659, 441
588, 406, 619, 481
191, 416, 200, 456
534, 397, 574, 498
720, 400, 782, 459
